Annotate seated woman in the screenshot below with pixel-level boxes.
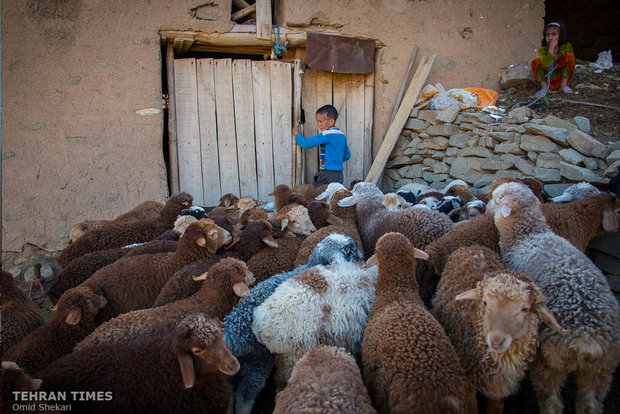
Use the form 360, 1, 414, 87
531, 21, 576, 98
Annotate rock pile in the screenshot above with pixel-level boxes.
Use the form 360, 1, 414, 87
384, 105, 620, 197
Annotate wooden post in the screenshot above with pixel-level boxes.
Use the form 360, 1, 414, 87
291, 59, 304, 185
166, 42, 180, 194
256, 0, 272, 40
365, 55, 435, 185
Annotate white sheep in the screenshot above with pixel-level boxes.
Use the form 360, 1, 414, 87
550, 181, 601, 203
252, 258, 377, 388
490, 182, 620, 414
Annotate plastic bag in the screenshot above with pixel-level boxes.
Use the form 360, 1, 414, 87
591, 50, 613, 73
463, 87, 499, 108
444, 88, 478, 109
427, 93, 461, 110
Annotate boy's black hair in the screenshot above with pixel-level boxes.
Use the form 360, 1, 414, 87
316, 104, 338, 121
541, 20, 568, 47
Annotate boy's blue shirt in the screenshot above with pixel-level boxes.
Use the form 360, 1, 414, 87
295, 127, 351, 171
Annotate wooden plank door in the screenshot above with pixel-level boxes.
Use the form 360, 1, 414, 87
300, 70, 374, 188
174, 58, 294, 206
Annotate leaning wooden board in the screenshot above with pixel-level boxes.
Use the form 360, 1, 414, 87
365, 55, 435, 185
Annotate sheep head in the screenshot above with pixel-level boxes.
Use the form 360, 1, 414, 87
367, 232, 429, 268
602, 196, 620, 232
315, 182, 347, 203
219, 193, 239, 208
192, 258, 255, 297
456, 271, 566, 353
382, 193, 411, 211
308, 233, 363, 266
172, 313, 240, 389
276, 204, 316, 236
187, 219, 233, 256
164, 192, 194, 213
551, 182, 601, 203
173, 215, 198, 235
51, 286, 107, 326
488, 182, 542, 225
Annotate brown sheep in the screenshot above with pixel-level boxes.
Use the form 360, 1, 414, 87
432, 246, 563, 414
37, 313, 239, 414
78, 218, 231, 322
75, 258, 254, 350
361, 232, 474, 414
1, 270, 45, 351
273, 346, 376, 414
68, 200, 164, 243
425, 192, 620, 278
57, 191, 193, 268
5, 286, 107, 374
153, 219, 277, 306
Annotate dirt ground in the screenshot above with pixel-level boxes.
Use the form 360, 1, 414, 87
499, 63, 620, 147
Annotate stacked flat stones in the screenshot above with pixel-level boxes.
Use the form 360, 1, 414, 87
384, 106, 620, 197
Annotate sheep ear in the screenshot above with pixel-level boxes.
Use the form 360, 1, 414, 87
364, 254, 378, 268
65, 308, 82, 325
455, 288, 480, 301
280, 218, 289, 231
177, 353, 196, 389
533, 304, 568, 335
500, 204, 512, 217
337, 196, 357, 207
268, 190, 275, 196
602, 208, 620, 232
326, 214, 344, 226
412, 247, 429, 260
233, 282, 251, 297
50, 304, 58, 312
192, 271, 209, 281
195, 237, 207, 247
262, 235, 278, 248
315, 191, 328, 200
98, 296, 108, 309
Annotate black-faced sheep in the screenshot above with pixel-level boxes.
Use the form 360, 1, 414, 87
361, 232, 473, 414
153, 218, 276, 306
252, 256, 378, 389
68, 200, 164, 243
491, 182, 620, 414
78, 218, 231, 322
37, 313, 238, 414
57, 191, 193, 268
4, 286, 107, 374
223, 233, 363, 414
74, 258, 254, 350
294, 189, 363, 267
273, 346, 376, 414
432, 245, 564, 414
1, 270, 45, 351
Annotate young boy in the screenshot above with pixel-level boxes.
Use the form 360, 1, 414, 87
292, 105, 351, 187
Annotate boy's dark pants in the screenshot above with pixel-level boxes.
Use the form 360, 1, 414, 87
312, 170, 343, 187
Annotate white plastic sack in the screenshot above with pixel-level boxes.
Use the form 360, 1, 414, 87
592, 50, 613, 73
427, 93, 461, 110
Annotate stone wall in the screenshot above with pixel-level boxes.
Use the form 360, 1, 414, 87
383, 105, 620, 197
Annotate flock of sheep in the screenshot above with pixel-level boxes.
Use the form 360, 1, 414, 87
2, 175, 620, 414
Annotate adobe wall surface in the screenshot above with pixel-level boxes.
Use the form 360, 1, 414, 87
276, 0, 545, 155
1, 0, 544, 271
1, 0, 232, 260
